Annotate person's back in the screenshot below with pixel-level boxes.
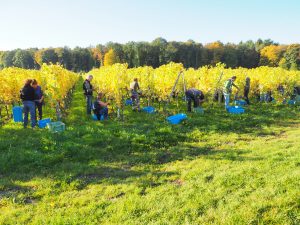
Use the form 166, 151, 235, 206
130, 78, 140, 111
21, 84, 35, 101
130, 81, 139, 93
20, 80, 36, 128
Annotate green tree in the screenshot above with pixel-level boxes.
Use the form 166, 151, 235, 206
280, 44, 300, 70
12, 49, 35, 69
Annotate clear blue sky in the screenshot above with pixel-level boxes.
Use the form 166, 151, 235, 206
0, 0, 299, 50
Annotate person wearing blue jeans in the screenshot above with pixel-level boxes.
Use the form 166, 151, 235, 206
23, 101, 36, 128
86, 95, 93, 114
32, 79, 45, 120
20, 79, 36, 128
130, 78, 141, 111
185, 88, 205, 112
223, 76, 239, 109
83, 75, 94, 115
93, 93, 109, 120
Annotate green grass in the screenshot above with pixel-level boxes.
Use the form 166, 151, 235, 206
0, 82, 300, 225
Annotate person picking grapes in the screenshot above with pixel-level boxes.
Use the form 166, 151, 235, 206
93, 92, 109, 120
244, 77, 250, 105
32, 79, 44, 120
83, 75, 94, 115
185, 88, 205, 112
130, 78, 141, 111
20, 79, 36, 128
223, 76, 239, 109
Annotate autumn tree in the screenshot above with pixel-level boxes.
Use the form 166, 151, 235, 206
91, 48, 103, 68
104, 49, 119, 66
205, 42, 224, 66
260, 45, 286, 66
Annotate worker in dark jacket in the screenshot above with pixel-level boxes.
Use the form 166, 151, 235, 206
244, 77, 250, 105
83, 75, 94, 115
93, 93, 109, 120
130, 78, 141, 111
32, 79, 44, 120
185, 88, 205, 112
20, 79, 36, 128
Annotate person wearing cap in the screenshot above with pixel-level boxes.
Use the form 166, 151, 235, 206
185, 88, 205, 112
83, 75, 94, 115
223, 76, 239, 109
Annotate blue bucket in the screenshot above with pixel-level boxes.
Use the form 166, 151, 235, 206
142, 106, 155, 114
125, 99, 133, 106
227, 106, 245, 114
92, 114, 105, 121
13, 106, 23, 122
167, 113, 187, 124
38, 118, 51, 128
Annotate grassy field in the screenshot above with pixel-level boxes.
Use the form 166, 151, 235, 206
0, 82, 300, 225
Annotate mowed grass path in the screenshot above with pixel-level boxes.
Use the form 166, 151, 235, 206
0, 82, 300, 224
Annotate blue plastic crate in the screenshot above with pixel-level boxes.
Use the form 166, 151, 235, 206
234, 100, 247, 106
125, 99, 133, 106
227, 106, 245, 114
167, 113, 187, 124
194, 107, 204, 114
142, 106, 155, 114
12, 106, 23, 122
92, 114, 105, 121
288, 100, 296, 105
38, 118, 51, 128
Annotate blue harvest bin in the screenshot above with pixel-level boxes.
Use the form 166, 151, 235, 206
227, 106, 245, 114
92, 114, 105, 121
234, 100, 247, 106
167, 113, 187, 124
143, 106, 155, 114
13, 106, 23, 122
92, 114, 98, 121
194, 107, 204, 114
125, 99, 133, 106
38, 118, 51, 128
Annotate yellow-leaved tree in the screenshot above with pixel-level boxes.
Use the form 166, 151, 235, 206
104, 49, 119, 66
260, 45, 286, 67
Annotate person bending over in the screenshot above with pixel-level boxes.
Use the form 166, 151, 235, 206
185, 88, 205, 112
93, 93, 109, 120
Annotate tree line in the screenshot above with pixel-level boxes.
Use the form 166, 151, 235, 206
0, 38, 299, 72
